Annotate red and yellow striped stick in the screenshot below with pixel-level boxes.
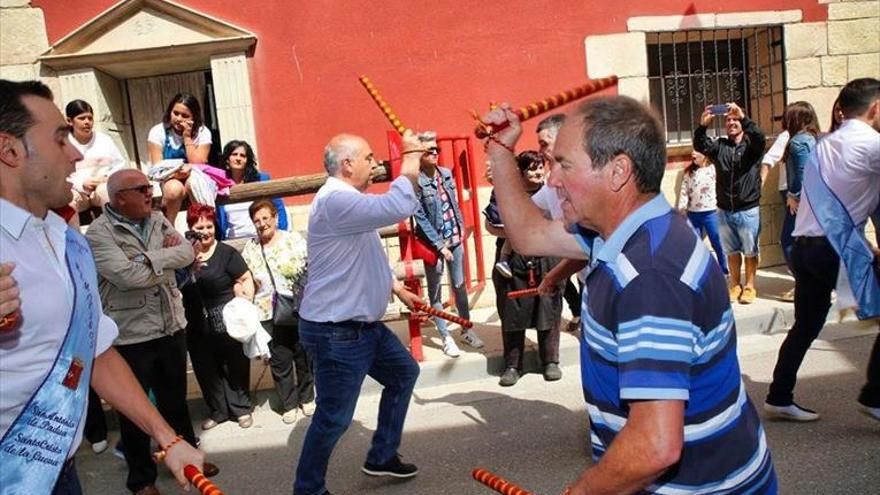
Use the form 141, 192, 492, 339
413, 301, 473, 329
472, 468, 535, 495
506, 287, 540, 299
359, 76, 407, 135
184, 465, 225, 495
473, 76, 619, 138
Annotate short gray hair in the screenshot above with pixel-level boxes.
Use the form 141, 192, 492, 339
536, 114, 566, 138
574, 96, 666, 194
417, 131, 437, 143
323, 136, 360, 176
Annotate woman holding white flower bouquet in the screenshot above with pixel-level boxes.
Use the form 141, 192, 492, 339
241, 199, 315, 424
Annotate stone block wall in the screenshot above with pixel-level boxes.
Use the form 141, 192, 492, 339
0, 1, 59, 101
588, 2, 880, 268
785, 1, 880, 126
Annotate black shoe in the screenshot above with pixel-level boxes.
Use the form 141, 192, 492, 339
499, 367, 519, 387
362, 454, 419, 478
203, 462, 220, 477
543, 363, 562, 381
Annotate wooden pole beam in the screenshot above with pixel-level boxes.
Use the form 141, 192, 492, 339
216, 160, 392, 205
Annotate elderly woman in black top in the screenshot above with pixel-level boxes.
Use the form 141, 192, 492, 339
182, 203, 256, 430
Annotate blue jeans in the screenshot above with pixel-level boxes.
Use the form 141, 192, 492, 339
294, 319, 420, 495
687, 210, 729, 275
779, 191, 796, 273
52, 459, 83, 495
718, 207, 761, 257
424, 243, 470, 337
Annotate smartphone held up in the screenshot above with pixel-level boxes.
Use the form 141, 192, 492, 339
709, 104, 730, 116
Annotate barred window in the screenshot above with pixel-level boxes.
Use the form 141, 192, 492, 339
647, 26, 786, 143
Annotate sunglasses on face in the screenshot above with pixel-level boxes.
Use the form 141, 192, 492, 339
424, 147, 441, 155
117, 185, 152, 195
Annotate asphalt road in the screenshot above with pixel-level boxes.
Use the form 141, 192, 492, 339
76, 321, 879, 494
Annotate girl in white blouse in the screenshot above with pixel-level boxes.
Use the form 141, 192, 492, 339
678, 150, 729, 275
66, 99, 127, 221
146, 93, 212, 222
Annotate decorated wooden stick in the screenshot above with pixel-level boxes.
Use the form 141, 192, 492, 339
359, 76, 407, 135
472, 468, 535, 495
473, 76, 619, 138
413, 301, 473, 329
507, 287, 540, 299
0, 310, 21, 332
184, 465, 225, 495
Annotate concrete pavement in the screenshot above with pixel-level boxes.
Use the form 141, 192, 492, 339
75, 303, 879, 494
365, 265, 848, 393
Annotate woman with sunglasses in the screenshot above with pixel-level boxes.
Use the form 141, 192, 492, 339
147, 93, 212, 222
412, 132, 484, 357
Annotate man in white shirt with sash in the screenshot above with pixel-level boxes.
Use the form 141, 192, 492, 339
765, 78, 880, 423
0, 79, 204, 494
293, 132, 424, 495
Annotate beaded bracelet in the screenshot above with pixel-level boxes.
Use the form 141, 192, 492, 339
402, 149, 429, 155
0, 312, 20, 332
152, 434, 183, 463
484, 134, 515, 155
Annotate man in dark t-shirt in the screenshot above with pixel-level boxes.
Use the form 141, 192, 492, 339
693, 103, 766, 304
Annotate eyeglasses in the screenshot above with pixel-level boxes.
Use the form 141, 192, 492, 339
424, 147, 441, 155
117, 185, 152, 195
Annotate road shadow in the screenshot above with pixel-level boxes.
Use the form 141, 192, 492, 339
74, 332, 879, 494
77, 387, 589, 494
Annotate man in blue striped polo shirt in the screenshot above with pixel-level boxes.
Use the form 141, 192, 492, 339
482, 96, 776, 494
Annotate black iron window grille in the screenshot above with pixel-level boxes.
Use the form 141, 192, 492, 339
647, 26, 786, 143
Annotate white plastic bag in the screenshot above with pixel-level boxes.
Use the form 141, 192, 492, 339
222, 297, 272, 360
188, 166, 218, 207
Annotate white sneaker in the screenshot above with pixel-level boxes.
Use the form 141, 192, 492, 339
859, 403, 880, 422
282, 408, 298, 424
460, 329, 484, 349
300, 401, 316, 417
443, 336, 461, 357
763, 402, 820, 422
91, 439, 108, 454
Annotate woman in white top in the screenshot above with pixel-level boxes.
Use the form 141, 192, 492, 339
677, 150, 729, 275
65, 100, 127, 220
147, 93, 212, 222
